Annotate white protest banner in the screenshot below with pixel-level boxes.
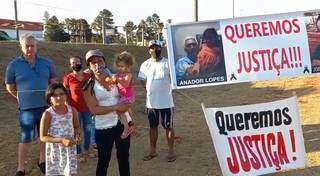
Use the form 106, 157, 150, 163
202, 97, 307, 176
166, 10, 320, 89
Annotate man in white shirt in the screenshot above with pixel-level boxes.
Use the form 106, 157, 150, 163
138, 39, 176, 162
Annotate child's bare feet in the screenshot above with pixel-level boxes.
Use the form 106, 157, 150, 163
121, 124, 135, 139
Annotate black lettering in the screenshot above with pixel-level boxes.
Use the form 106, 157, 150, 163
243, 112, 251, 130
235, 113, 244, 130
215, 111, 228, 135
282, 107, 292, 125
259, 110, 273, 128
226, 114, 236, 132
251, 112, 259, 129
274, 109, 282, 126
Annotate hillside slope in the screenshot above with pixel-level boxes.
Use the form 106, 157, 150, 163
1, 41, 320, 175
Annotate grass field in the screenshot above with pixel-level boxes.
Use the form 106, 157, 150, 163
1, 41, 320, 175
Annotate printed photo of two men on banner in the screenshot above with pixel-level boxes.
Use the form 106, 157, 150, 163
166, 10, 320, 89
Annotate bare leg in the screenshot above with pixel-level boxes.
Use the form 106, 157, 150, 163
166, 128, 176, 161
127, 108, 133, 117
149, 127, 158, 155
17, 142, 31, 171
118, 113, 130, 139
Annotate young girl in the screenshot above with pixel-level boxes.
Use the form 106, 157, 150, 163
105, 51, 135, 139
116, 51, 135, 136
40, 83, 81, 176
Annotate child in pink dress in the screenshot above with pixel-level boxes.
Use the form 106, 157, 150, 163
105, 51, 135, 139
116, 51, 135, 138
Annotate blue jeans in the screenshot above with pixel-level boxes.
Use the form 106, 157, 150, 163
18, 107, 47, 143
91, 116, 96, 145
77, 112, 93, 154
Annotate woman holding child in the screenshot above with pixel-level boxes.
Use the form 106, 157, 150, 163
82, 49, 133, 176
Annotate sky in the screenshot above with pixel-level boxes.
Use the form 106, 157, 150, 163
1, 0, 320, 28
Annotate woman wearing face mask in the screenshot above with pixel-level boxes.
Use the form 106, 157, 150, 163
62, 56, 93, 162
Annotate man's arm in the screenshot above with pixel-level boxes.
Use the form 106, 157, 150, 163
138, 62, 147, 89
6, 84, 17, 99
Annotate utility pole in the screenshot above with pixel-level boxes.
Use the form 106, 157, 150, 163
102, 17, 106, 44
14, 0, 19, 40
80, 21, 85, 43
125, 32, 128, 45
232, 0, 235, 18
194, 0, 198, 22
141, 27, 144, 46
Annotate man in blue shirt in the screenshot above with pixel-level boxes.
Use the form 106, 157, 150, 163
5, 34, 56, 176
175, 37, 200, 80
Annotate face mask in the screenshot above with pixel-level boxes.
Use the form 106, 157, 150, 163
187, 48, 198, 60
71, 64, 82, 72
155, 49, 161, 58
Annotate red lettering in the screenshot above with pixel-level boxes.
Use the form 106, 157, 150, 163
252, 50, 260, 72
237, 52, 243, 73
265, 49, 273, 71
225, 19, 300, 43
227, 137, 240, 173
269, 20, 282, 35
281, 48, 290, 69
235, 24, 245, 40
261, 21, 269, 36
252, 135, 267, 168
258, 50, 267, 71
292, 18, 300, 33
225, 25, 237, 43
237, 136, 251, 172
261, 134, 273, 167
224, 132, 291, 174
277, 132, 289, 164
245, 23, 253, 38
267, 133, 281, 170
252, 22, 262, 37
271, 48, 280, 75
244, 136, 261, 170
282, 19, 293, 34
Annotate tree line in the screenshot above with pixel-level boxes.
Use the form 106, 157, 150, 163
44, 9, 166, 45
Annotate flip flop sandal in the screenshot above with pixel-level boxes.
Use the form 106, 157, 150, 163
167, 155, 176, 162
38, 162, 46, 174
143, 153, 158, 161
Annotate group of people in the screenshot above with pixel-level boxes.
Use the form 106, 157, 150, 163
5, 34, 176, 176
175, 28, 226, 80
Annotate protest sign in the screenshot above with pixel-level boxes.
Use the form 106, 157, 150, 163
202, 97, 307, 176
166, 10, 320, 89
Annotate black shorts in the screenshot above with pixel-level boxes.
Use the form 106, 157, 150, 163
147, 108, 173, 129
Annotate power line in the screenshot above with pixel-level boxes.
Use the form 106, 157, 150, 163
23, 1, 78, 12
